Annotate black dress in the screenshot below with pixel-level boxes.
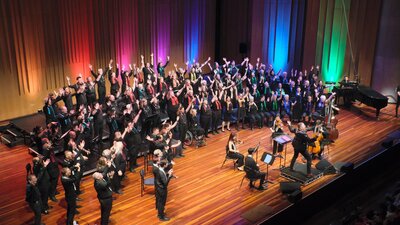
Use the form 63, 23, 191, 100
224, 101, 233, 122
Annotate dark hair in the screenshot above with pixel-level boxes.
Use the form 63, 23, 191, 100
227, 132, 237, 147
159, 160, 168, 168
248, 148, 255, 154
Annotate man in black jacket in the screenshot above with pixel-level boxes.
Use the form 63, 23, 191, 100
244, 148, 266, 190
288, 122, 316, 177
26, 174, 43, 225
155, 160, 173, 221
90, 63, 110, 105
32, 157, 50, 214
93, 171, 114, 225
61, 167, 79, 225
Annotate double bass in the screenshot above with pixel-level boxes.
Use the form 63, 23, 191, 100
324, 93, 339, 140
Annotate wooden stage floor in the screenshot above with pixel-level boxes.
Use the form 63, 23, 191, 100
0, 104, 399, 225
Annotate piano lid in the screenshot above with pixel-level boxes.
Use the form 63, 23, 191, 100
357, 85, 388, 100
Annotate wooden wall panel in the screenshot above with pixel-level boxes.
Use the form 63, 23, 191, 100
0, 0, 216, 121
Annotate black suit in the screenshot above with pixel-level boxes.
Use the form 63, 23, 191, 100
25, 183, 42, 225
61, 174, 77, 225
155, 168, 171, 218
33, 163, 50, 211
112, 151, 126, 192
94, 176, 113, 225
244, 155, 266, 188
289, 126, 316, 174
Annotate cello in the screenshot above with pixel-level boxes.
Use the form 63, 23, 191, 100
308, 123, 324, 155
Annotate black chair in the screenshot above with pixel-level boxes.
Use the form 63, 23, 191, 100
221, 146, 237, 170
139, 169, 154, 197
239, 167, 257, 189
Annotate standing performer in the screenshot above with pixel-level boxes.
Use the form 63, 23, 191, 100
287, 122, 316, 177
93, 171, 114, 225
61, 167, 79, 225
25, 175, 43, 225
155, 160, 174, 221
90, 62, 110, 105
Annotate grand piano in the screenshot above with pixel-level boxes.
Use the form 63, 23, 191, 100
333, 83, 388, 118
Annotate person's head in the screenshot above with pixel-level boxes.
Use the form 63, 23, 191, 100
61, 106, 68, 114
228, 132, 237, 145
296, 87, 301, 93
284, 94, 289, 101
62, 167, 72, 177
77, 139, 85, 150
152, 127, 160, 135
278, 83, 282, 89
248, 148, 255, 155
102, 149, 111, 160
86, 76, 93, 83
344, 76, 349, 81
159, 160, 168, 168
146, 62, 151, 68
307, 95, 312, 102
65, 151, 73, 160
32, 157, 40, 165
190, 108, 197, 116
298, 122, 306, 132
98, 68, 103, 75
320, 95, 326, 102
27, 174, 37, 186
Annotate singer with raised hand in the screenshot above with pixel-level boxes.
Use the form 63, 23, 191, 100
93, 171, 114, 225
155, 160, 174, 221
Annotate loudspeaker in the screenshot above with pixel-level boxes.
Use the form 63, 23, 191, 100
280, 182, 301, 194
316, 159, 336, 175
334, 162, 354, 173
287, 189, 302, 203
239, 43, 247, 54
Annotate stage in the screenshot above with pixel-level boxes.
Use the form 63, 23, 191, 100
0, 104, 399, 225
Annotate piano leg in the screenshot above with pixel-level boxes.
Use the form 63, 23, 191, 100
376, 108, 381, 119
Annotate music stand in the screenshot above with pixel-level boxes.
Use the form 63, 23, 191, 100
272, 134, 293, 168
261, 152, 275, 184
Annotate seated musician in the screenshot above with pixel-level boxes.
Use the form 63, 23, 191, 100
340, 75, 351, 107
244, 148, 266, 190
270, 115, 284, 154
226, 132, 244, 171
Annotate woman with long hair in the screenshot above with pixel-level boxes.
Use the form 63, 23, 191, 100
226, 132, 244, 171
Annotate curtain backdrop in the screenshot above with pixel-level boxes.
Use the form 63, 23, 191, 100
0, 0, 215, 121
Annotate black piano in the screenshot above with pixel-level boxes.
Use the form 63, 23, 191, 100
354, 85, 388, 118
333, 84, 388, 118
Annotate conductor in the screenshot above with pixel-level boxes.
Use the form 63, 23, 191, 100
155, 160, 174, 221
244, 148, 266, 190
287, 121, 316, 177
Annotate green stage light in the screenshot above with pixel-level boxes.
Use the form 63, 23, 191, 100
320, 0, 350, 83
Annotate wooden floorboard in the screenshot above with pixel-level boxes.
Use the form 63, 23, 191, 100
0, 104, 399, 225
